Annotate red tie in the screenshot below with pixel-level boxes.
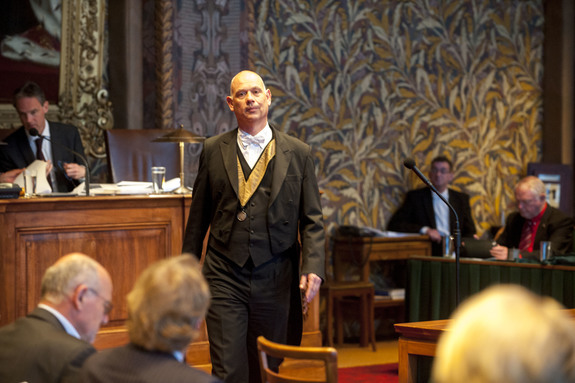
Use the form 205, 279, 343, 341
519, 220, 535, 251
35, 138, 46, 161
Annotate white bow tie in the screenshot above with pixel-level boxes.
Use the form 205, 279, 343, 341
239, 132, 266, 148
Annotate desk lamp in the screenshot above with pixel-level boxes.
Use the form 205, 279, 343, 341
152, 126, 205, 194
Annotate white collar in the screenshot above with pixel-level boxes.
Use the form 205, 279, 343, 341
26, 121, 51, 142
237, 124, 272, 148
38, 303, 81, 339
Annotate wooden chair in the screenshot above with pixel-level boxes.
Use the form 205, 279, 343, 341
321, 235, 377, 351
105, 129, 179, 182
257, 336, 338, 383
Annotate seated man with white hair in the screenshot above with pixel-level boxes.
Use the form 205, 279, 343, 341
0, 253, 113, 383
432, 285, 575, 383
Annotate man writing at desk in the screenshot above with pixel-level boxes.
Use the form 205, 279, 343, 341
387, 155, 476, 257
0, 81, 86, 192
491, 176, 574, 260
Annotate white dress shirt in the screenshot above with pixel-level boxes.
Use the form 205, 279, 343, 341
433, 189, 450, 236
237, 124, 272, 168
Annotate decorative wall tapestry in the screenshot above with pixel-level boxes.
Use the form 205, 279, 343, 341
247, 0, 543, 235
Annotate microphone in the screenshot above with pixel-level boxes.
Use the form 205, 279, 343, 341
29, 128, 90, 196
403, 158, 461, 304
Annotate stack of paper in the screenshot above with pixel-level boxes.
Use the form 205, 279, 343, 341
375, 288, 405, 300
90, 178, 181, 195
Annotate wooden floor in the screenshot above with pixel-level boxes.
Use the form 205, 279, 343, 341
336, 339, 398, 368
279, 338, 398, 380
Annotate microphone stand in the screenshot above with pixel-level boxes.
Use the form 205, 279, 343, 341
30, 129, 90, 196
404, 159, 461, 305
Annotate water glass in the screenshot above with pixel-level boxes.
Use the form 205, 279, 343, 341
540, 241, 552, 261
24, 170, 37, 197
442, 235, 454, 257
151, 166, 166, 194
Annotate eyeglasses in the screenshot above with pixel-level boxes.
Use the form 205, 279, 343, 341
516, 198, 539, 207
430, 168, 451, 175
87, 288, 113, 315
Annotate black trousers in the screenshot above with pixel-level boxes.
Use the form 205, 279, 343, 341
203, 248, 292, 383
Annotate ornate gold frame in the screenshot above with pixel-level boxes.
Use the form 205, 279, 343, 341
0, 0, 113, 158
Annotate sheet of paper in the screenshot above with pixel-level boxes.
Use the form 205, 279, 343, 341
13, 160, 52, 194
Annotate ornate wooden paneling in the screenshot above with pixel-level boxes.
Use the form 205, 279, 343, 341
0, 194, 320, 369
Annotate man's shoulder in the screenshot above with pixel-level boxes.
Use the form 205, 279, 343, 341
544, 205, 574, 224
49, 121, 80, 133
3, 126, 26, 143
0, 309, 92, 350
406, 187, 430, 197
270, 127, 310, 155
448, 188, 470, 199
204, 129, 236, 145
84, 344, 220, 381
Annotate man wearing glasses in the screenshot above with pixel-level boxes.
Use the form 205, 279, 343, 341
0, 253, 113, 383
490, 176, 574, 260
388, 155, 477, 257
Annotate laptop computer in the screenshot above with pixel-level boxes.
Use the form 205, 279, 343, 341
461, 238, 497, 259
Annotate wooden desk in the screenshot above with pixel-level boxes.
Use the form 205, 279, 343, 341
394, 319, 447, 383
333, 235, 432, 281
395, 309, 575, 383
0, 195, 320, 370
333, 235, 431, 308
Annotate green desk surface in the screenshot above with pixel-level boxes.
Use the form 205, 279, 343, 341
407, 256, 575, 322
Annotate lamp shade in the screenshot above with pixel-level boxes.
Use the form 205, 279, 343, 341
152, 129, 205, 143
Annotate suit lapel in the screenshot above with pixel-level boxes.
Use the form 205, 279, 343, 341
533, 206, 551, 243
49, 122, 66, 164
14, 127, 35, 165
269, 127, 291, 204
424, 189, 436, 228
220, 129, 239, 198
447, 189, 456, 230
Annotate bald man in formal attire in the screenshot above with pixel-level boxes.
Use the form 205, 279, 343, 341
182, 70, 325, 383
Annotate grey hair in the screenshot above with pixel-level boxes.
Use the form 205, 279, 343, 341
516, 175, 546, 197
40, 254, 103, 304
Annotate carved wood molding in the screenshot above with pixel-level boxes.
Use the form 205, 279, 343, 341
0, 0, 113, 159
59, 0, 113, 159
155, 0, 175, 130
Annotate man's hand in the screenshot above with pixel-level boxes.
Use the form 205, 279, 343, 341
63, 163, 85, 180
0, 168, 24, 183
490, 244, 508, 260
426, 228, 443, 243
299, 273, 322, 304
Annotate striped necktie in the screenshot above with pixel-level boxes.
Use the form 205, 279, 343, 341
519, 220, 535, 251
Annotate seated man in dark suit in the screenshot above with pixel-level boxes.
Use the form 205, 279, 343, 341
491, 176, 574, 260
387, 155, 477, 256
0, 253, 113, 383
81, 254, 221, 383
0, 81, 86, 192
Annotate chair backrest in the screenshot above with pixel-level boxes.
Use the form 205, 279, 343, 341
105, 129, 179, 182
257, 336, 338, 383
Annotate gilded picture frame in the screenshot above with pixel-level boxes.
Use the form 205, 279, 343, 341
0, 0, 113, 159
